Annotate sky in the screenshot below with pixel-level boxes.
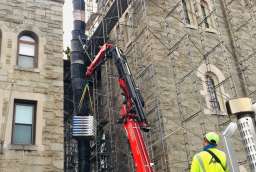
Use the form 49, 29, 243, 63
63, 1, 97, 51
63, 0, 73, 49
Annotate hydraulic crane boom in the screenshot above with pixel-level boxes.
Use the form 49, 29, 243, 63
86, 43, 153, 172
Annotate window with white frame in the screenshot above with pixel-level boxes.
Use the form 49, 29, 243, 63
199, 0, 216, 30
181, 0, 197, 26
197, 64, 229, 115
17, 31, 38, 68
12, 99, 36, 145
206, 74, 221, 111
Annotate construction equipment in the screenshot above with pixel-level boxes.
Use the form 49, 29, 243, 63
85, 43, 153, 172
226, 97, 256, 171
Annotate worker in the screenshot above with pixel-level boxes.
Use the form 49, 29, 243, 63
190, 132, 229, 172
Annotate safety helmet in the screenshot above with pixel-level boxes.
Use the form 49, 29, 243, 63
205, 132, 220, 145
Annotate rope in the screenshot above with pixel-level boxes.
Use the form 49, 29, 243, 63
78, 83, 94, 114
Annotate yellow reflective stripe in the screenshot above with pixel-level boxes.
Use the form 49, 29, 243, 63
196, 154, 206, 172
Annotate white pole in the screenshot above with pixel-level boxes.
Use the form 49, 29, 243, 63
226, 98, 256, 171
222, 122, 240, 172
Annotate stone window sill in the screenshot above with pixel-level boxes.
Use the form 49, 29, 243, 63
204, 28, 218, 34
204, 108, 227, 116
15, 66, 40, 73
7, 144, 39, 151
185, 24, 198, 30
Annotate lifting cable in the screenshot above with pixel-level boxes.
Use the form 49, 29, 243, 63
78, 82, 94, 115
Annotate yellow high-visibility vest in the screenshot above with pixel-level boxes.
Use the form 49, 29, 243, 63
190, 148, 229, 172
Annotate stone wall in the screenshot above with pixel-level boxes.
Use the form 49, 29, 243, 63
224, 0, 256, 100
0, 0, 64, 171
95, 0, 256, 171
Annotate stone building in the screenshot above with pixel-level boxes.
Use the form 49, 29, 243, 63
0, 0, 64, 171
83, 0, 256, 171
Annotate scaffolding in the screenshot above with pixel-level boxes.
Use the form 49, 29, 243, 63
64, 0, 256, 171
161, 0, 255, 170
84, 0, 170, 171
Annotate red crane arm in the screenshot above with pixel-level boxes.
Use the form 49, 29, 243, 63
123, 113, 153, 172
85, 43, 153, 172
86, 43, 113, 77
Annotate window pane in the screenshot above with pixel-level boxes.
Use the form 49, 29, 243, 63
18, 55, 34, 68
20, 36, 35, 43
13, 124, 32, 144
182, 0, 191, 24
19, 43, 35, 56
206, 76, 220, 111
15, 104, 33, 124
201, 4, 209, 28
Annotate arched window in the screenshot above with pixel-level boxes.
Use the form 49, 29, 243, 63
206, 75, 220, 111
200, 1, 209, 28
200, 0, 215, 29
17, 31, 38, 68
197, 64, 229, 115
182, 0, 191, 24
124, 13, 129, 43
181, 0, 197, 26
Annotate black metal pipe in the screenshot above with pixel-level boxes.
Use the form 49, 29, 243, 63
71, 0, 90, 171
78, 140, 91, 171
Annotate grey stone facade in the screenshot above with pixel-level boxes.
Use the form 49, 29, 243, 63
0, 0, 64, 171
89, 0, 256, 171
